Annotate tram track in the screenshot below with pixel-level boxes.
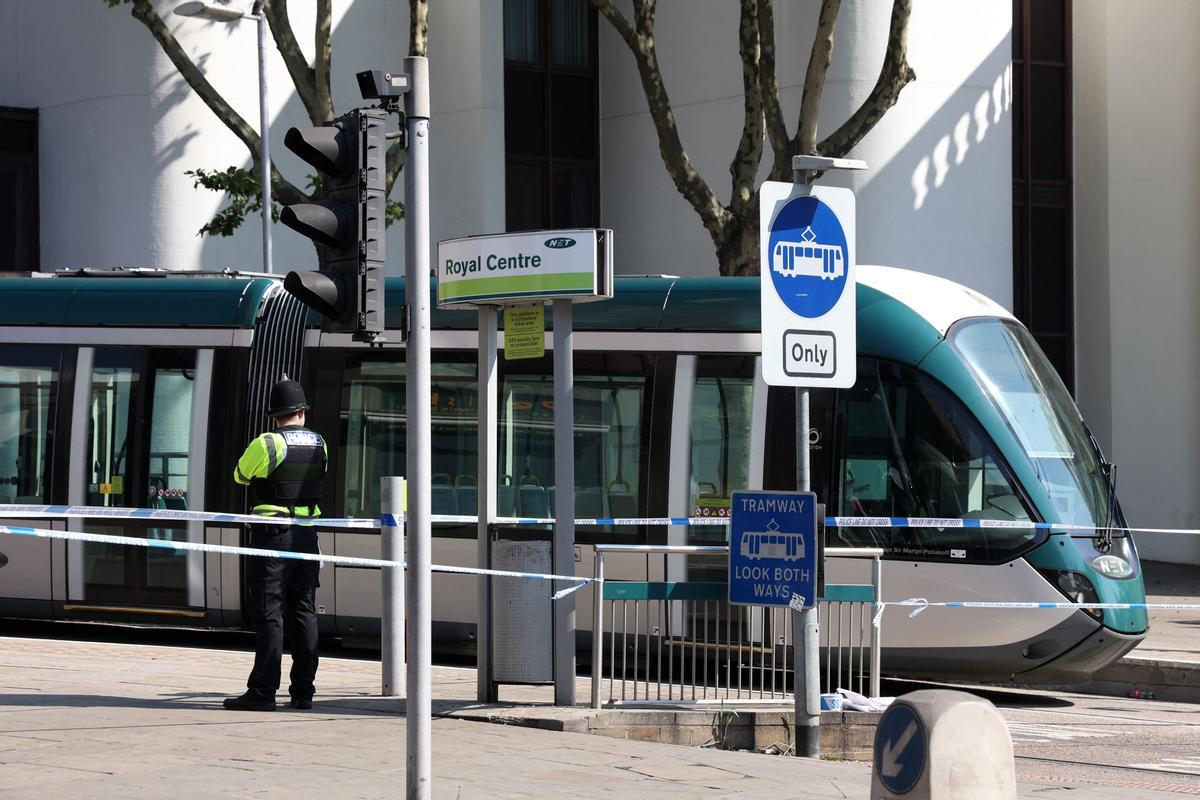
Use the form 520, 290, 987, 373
1017, 753, 1200, 778
1014, 753, 1200, 795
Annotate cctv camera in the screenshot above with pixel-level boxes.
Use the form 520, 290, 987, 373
357, 70, 409, 101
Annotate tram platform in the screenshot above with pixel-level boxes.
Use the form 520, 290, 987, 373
0, 634, 1192, 799
1068, 560, 1200, 702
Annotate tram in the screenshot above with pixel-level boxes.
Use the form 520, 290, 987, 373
0, 266, 1146, 681
771, 228, 844, 279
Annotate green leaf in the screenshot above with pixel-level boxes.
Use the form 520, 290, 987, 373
186, 165, 282, 237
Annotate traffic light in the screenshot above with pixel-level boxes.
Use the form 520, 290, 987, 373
281, 108, 387, 340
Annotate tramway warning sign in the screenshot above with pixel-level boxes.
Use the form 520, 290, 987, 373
759, 181, 856, 388
728, 490, 817, 608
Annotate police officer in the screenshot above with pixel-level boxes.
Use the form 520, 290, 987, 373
224, 379, 327, 712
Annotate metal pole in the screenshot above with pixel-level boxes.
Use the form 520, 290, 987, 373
403, 55, 432, 800
254, 2, 272, 274
590, 551, 604, 709
794, 387, 820, 758
477, 305, 499, 702
553, 299, 576, 706
870, 555, 882, 699
381, 477, 406, 696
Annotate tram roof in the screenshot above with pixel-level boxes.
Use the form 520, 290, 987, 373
0, 273, 272, 328
0, 270, 1008, 367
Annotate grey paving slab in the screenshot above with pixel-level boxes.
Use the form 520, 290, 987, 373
0, 635, 1195, 800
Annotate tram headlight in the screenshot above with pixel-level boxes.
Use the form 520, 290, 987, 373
1038, 569, 1103, 623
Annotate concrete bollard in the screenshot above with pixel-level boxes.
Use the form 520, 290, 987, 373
870, 689, 1016, 800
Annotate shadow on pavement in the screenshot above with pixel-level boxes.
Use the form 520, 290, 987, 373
881, 678, 1075, 709
0, 691, 416, 716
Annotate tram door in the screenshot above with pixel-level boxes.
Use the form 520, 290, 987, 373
67, 347, 207, 613
665, 354, 766, 643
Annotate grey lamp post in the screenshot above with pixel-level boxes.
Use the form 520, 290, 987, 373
174, 1, 273, 275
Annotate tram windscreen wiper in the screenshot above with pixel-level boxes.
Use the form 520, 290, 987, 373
1098, 461, 1117, 552
1084, 422, 1118, 552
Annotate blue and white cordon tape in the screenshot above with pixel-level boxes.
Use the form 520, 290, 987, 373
0, 505, 592, 601
5, 504, 1200, 535
4, 504, 1200, 613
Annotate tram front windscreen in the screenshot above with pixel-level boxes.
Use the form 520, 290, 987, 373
951, 319, 1113, 530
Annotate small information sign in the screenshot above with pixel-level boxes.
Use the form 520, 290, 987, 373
728, 490, 817, 608
504, 306, 545, 360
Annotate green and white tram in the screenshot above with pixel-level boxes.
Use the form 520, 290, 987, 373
0, 266, 1146, 680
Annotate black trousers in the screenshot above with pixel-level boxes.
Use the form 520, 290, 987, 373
246, 523, 320, 700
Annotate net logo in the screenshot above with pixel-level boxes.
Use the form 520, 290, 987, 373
544, 237, 576, 249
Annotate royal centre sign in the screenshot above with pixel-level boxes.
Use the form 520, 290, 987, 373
437, 229, 613, 308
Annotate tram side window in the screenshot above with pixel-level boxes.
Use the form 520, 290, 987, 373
340, 352, 651, 526
87, 350, 195, 513
147, 365, 195, 513
342, 358, 407, 519
836, 359, 1035, 562
500, 355, 651, 538
0, 347, 59, 504
340, 354, 479, 519
685, 356, 757, 589
688, 357, 757, 544
88, 360, 137, 508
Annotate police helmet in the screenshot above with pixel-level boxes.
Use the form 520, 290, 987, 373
266, 379, 310, 418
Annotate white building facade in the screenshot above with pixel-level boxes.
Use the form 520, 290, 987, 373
0, 0, 1194, 561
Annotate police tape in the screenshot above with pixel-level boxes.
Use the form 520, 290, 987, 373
7, 520, 1198, 622
870, 597, 1200, 627
4, 504, 1199, 537
826, 517, 1200, 535
0, 524, 590, 601
0, 504, 729, 529
0, 504, 376, 529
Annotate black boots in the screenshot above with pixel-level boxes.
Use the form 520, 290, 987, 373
223, 690, 276, 711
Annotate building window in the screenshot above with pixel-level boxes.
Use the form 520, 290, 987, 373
0, 109, 38, 273
503, 0, 600, 231
1012, 0, 1073, 391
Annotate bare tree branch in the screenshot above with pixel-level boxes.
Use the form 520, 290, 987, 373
797, 0, 841, 155
817, 0, 915, 157
757, 0, 790, 177
409, 0, 429, 56
128, 2, 306, 204
131, 1, 258, 153
591, 0, 637, 52
262, 0, 326, 124
314, 0, 332, 119
591, 0, 727, 239
729, 0, 764, 216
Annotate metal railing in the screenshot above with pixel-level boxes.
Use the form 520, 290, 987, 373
590, 544, 883, 708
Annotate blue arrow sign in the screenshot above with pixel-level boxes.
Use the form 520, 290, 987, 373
728, 490, 817, 608
874, 703, 927, 794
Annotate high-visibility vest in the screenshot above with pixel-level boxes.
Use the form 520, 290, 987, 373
234, 425, 328, 517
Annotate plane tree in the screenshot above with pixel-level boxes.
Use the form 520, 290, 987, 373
105, 0, 428, 257
591, 0, 915, 275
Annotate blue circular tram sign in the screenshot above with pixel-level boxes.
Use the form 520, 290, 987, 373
766, 195, 849, 319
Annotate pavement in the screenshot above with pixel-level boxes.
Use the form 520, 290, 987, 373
0, 559, 1194, 799
1136, 561, 1200, 664
0, 634, 1198, 799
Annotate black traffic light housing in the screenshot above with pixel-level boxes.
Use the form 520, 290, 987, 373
281, 108, 387, 341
